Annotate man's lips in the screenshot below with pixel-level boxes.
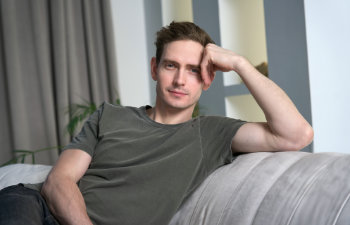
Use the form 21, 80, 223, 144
168, 89, 188, 96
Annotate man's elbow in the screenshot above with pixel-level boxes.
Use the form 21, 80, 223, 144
41, 173, 56, 198
41, 172, 66, 199
285, 125, 314, 151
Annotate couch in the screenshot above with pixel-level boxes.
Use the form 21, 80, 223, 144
1, 151, 350, 225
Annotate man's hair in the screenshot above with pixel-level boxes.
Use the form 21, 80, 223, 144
155, 21, 215, 64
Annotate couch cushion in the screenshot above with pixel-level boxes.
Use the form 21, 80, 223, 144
0, 164, 51, 190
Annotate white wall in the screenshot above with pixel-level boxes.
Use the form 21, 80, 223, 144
110, 1, 151, 107
304, 0, 350, 153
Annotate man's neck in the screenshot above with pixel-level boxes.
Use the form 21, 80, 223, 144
146, 104, 194, 125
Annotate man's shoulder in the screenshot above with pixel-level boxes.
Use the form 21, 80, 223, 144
101, 101, 125, 111
101, 102, 143, 115
98, 102, 147, 129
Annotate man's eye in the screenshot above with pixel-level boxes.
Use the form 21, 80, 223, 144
165, 63, 175, 68
191, 68, 200, 74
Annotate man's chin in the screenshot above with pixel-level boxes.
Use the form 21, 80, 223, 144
165, 102, 196, 111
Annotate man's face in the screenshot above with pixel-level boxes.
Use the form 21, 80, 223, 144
151, 40, 204, 112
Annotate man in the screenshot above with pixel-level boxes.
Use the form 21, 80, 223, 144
0, 21, 313, 225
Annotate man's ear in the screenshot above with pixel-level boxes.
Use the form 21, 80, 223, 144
151, 57, 158, 81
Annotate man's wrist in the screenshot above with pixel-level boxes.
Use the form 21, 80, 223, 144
232, 55, 251, 74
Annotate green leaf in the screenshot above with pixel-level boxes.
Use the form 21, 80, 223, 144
0, 146, 62, 167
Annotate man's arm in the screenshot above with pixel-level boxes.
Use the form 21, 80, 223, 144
41, 149, 93, 225
200, 44, 314, 152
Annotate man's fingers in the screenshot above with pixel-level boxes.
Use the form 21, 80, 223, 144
201, 47, 216, 90
201, 58, 212, 90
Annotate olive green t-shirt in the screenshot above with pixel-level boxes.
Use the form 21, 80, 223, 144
64, 102, 245, 225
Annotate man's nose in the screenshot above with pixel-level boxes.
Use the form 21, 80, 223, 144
173, 69, 186, 86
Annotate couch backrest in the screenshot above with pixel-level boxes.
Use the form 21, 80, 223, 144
169, 151, 350, 225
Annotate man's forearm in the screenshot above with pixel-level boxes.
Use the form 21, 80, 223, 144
200, 44, 313, 151
41, 177, 93, 225
235, 57, 313, 148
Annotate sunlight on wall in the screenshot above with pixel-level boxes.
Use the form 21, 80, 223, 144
225, 95, 266, 122
219, 0, 267, 122
219, 0, 267, 86
161, 0, 193, 25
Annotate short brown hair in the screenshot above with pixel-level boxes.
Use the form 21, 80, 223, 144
155, 21, 215, 64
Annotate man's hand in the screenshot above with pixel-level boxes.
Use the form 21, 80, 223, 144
200, 43, 244, 90
200, 43, 313, 152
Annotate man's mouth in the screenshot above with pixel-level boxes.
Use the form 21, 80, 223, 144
168, 89, 188, 97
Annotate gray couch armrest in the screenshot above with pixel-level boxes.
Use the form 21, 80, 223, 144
169, 151, 350, 225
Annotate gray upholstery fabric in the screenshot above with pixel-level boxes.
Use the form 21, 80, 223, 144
1, 151, 350, 225
0, 164, 52, 190
169, 151, 350, 225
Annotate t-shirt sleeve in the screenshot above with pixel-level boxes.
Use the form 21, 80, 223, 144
63, 103, 105, 156
200, 116, 246, 173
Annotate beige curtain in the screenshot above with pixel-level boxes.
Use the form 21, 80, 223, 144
0, 0, 118, 165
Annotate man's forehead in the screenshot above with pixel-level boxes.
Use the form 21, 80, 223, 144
161, 40, 204, 65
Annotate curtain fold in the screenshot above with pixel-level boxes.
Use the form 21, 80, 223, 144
0, 0, 118, 165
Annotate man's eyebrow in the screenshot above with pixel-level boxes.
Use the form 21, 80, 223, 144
161, 59, 201, 70
161, 59, 178, 65
190, 64, 201, 68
